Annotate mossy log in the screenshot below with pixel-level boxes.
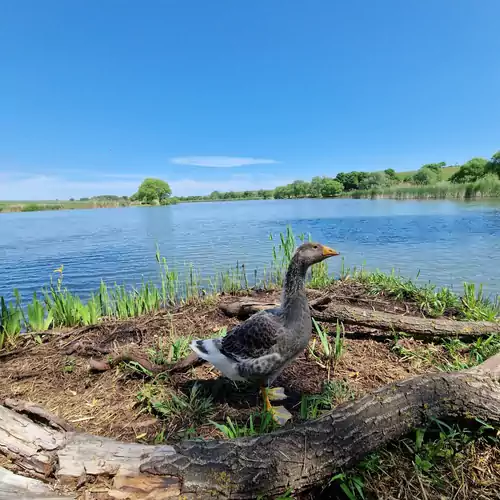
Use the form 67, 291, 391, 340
1, 355, 500, 499
220, 298, 500, 338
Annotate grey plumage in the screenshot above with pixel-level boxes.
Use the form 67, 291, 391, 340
190, 242, 339, 386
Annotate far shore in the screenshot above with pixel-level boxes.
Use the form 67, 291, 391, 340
2, 190, 500, 215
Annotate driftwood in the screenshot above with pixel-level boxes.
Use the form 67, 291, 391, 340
220, 298, 500, 338
1, 354, 500, 499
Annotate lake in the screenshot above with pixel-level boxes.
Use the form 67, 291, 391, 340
1, 198, 500, 303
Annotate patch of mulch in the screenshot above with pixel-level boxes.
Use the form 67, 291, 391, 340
1, 287, 498, 500
0, 289, 446, 446
1, 279, 480, 443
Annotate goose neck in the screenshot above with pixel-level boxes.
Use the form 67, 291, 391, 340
281, 258, 308, 310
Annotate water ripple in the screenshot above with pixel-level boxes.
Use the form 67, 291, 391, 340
1, 199, 499, 302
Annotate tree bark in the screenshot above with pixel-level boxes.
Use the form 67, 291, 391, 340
0, 467, 74, 500
1, 354, 500, 499
220, 298, 500, 338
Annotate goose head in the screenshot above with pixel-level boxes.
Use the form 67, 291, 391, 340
293, 242, 340, 268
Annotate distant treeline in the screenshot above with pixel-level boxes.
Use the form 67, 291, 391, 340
176, 150, 500, 202
76, 195, 130, 202
2, 150, 499, 214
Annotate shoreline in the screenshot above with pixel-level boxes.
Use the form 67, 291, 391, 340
1, 226, 498, 349
2, 191, 500, 214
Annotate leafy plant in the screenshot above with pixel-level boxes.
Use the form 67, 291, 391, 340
137, 383, 214, 427
124, 360, 155, 378
148, 336, 192, 365
211, 411, 276, 438
63, 357, 76, 373
300, 380, 354, 419
26, 292, 53, 331
308, 319, 344, 378
331, 472, 365, 500
0, 291, 23, 349
460, 282, 499, 321
440, 334, 500, 371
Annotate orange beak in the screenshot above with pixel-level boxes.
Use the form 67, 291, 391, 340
322, 245, 340, 257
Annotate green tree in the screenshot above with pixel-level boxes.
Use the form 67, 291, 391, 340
485, 151, 500, 178
335, 171, 369, 191
133, 178, 172, 204
335, 172, 355, 190
257, 189, 274, 199
309, 176, 325, 197
290, 180, 309, 197
320, 178, 343, 197
421, 162, 446, 172
450, 157, 488, 183
418, 162, 446, 182
359, 172, 390, 190
413, 167, 439, 185
273, 186, 288, 199
384, 168, 398, 182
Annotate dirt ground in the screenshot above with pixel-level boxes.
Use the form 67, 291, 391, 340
0, 281, 437, 443
1, 281, 499, 499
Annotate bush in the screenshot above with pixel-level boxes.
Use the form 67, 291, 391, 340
450, 158, 488, 184
413, 167, 439, 185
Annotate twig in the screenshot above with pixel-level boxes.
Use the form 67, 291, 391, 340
89, 349, 168, 375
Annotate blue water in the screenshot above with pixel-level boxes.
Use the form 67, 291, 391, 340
1, 198, 499, 302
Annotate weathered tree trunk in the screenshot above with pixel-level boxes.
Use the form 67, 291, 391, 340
1, 355, 500, 499
220, 298, 500, 338
0, 467, 74, 500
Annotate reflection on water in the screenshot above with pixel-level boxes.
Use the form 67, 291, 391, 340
0, 198, 499, 302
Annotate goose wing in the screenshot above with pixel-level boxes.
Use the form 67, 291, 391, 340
190, 309, 287, 381
220, 309, 283, 360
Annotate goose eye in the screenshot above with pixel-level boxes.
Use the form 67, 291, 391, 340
313, 245, 318, 249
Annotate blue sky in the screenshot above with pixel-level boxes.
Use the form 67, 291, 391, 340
1, 0, 499, 200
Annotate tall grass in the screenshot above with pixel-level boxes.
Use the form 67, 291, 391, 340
0, 292, 23, 349
0, 199, 132, 213
352, 176, 500, 200
269, 226, 331, 287
353, 268, 499, 321
308, 319, 345, 378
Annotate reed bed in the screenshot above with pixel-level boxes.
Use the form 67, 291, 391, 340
352, 175, 500, 200
0, 200, 131, 213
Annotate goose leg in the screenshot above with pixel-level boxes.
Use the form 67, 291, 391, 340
260, 386, 292, 425
267, 386, 287, 401
260, 385, 273, 412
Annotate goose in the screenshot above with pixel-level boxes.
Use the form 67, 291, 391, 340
190, 242, 340, 424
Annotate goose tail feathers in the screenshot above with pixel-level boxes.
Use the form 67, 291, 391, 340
190, 338, 244, 381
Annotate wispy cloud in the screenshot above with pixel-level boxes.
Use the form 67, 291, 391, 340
170, 156, 279, 168
0, 172, 292, 200
170, 175, 292, 196
0, 174, 140, 200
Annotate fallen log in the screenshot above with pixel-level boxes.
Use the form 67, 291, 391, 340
1, 354, 500, 499
0, 467, 74, 500
220, 295, 330, 320
220, 298, 500, 338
